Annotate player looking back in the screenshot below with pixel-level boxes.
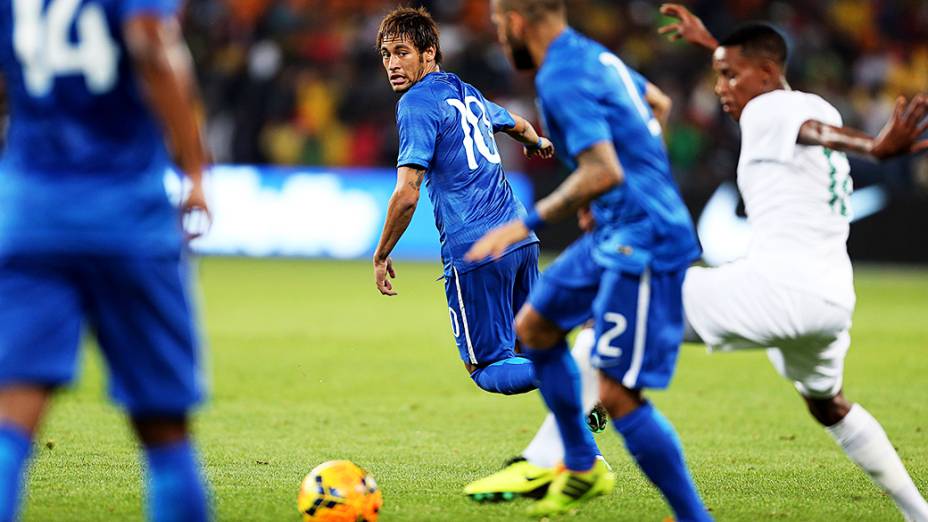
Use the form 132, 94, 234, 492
0, 0, 211, 520
660, 4, 928, 521
467, 0, 711, 519
373, 7, 566, 397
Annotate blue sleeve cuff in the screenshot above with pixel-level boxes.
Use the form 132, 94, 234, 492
396, 156, 431, 170
122, 0, 180, 20
524, 209, 546, 231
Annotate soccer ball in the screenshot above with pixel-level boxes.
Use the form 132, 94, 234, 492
297, 460, 383, 522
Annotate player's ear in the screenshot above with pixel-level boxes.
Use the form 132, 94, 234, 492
423, 46, 436, 64
505, 11, 525, 38
759, 58, 780, 88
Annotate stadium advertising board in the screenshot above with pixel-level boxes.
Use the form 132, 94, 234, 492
167, 166, 534, 260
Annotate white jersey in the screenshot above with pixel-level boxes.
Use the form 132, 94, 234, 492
736, 89, 856, 311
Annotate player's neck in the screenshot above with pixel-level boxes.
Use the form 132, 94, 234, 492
527, 19, 568, 69
415, 63, 441, 84
757, 77, 792, 98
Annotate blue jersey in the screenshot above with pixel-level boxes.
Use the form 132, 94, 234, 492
0, 0, 182, 256
536, 28, 700, 273
395, 71, 538, 275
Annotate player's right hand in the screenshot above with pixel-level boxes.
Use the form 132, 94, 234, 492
658, 4, 718, 50
182, 179, 212, 241
374, 257, 398, 296
465, 219, 530, 263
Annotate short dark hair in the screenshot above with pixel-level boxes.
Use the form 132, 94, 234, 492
498, 0, 565, 21
719, 23, 789, 67
376, 7, 442, 64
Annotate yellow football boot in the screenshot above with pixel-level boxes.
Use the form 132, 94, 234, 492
464, 457, 556, 502
526, 457, 615, 517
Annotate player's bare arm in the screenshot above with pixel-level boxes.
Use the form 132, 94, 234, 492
798, 95, 928, 159
124, 14, 210, 237
537, 141, 624, 222
658, 4, 718, 50
372, 166, 425, 296
645, 82, 673, 129
465, 141, 623, 261
500, 113, 555, 159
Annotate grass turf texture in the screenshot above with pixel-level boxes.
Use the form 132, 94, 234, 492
22, 258, 928, 521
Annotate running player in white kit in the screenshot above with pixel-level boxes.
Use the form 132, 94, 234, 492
660, 5, 928, 521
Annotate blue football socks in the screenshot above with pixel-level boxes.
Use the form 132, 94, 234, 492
524, 340, 598, 471
0, 424, 31, 522
470, 356, 536, 395
614, 402, 712, 522
143, 439, 210, 522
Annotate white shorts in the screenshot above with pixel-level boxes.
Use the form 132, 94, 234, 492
684, 261, 853, 399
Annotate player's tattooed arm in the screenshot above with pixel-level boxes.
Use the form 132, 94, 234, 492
536, 141, 624, 223
465, 142, 623, 262
125, 13, 211, 238
372, 166, 425, 296
798, 95, 928, 159
501, 113, 555, 159
658, 4, 718, 51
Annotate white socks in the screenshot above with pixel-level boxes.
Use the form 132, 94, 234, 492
827, 404, 928, 522
522, 328, 599, 468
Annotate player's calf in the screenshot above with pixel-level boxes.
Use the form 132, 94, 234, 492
808, 394, 928, 521
132, 415, 211, 522
601, 375, 713, 522
803, 392, 851, 426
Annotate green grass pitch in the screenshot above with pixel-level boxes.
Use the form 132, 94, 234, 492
21, 257, 928, 521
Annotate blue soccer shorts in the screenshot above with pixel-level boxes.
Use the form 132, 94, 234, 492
0, 252, 204, 417
444, 243, 539, 366
527, 235, 686, 390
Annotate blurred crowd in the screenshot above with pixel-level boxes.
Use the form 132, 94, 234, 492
185, 0, 928, 196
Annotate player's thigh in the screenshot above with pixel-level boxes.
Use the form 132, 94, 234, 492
683, 262, 788, 350
766, 301, 851, 399
0, 255, 82, 388
444, 252, 526, 366
525, 236, 600, 332
83, 255, 203, 417
511, 243, 540, 313
593, 268, 686, 390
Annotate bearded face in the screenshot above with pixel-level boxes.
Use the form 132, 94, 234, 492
491, 1, 538, 71
506, 25, 536, 70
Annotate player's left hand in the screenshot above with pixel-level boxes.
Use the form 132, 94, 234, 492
465, 220, 530, 262
374, 257, 398, 296
182, 179, 212, 241
524, 137, 555, 159
872, 94, 928, 159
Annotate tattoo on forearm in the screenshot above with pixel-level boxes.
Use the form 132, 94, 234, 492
407, 169, 425, 191
537, 167, 605, 223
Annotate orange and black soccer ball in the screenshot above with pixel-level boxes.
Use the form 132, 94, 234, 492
298, 460, 383, 522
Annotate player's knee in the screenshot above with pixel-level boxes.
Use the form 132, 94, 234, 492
0, 385, 53, 435
132, 415, 190, 447
598, 374, 643, 419
469, 358, 537, 395
804, 392, 851, 427
515, 306, 561, 349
